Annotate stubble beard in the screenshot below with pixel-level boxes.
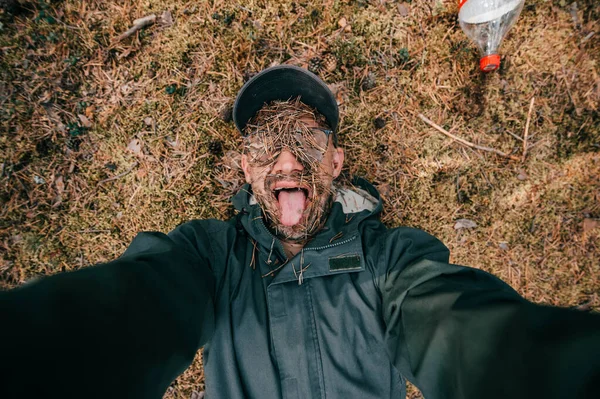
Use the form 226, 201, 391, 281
252, 175, 334, 243
268, 191, 333, 243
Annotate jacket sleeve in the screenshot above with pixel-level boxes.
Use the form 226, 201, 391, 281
0, 223, 217, 399
380, 227, 600, 399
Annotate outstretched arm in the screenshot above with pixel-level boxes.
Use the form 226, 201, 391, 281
0, 229, 216, 399
380, 228, 600, 399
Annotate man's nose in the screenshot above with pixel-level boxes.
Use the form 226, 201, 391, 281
272, 149, 304, 175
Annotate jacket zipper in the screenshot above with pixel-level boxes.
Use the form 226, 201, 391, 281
256, 219, 356, 255
303, 235, 357, 251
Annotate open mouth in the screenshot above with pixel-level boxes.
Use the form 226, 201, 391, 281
271, 184, 311, 227
273, 186, 310, 200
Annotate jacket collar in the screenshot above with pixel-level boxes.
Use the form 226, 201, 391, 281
231, 177, 382, 271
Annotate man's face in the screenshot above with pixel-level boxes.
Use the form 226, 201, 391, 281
241, 107, 344, 243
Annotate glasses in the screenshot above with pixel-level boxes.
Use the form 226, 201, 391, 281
244, 128, 333, 165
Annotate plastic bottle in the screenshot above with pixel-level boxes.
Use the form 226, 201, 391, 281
458, 0, 525, 72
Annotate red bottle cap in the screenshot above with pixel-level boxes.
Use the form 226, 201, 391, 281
480, 54, 501, 72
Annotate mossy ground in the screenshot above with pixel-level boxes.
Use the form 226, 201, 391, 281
1, 0, 598, 397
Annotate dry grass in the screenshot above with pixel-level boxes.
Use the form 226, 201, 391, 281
0, 0, 598, 397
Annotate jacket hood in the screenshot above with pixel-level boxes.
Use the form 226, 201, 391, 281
231, 177, 383, 257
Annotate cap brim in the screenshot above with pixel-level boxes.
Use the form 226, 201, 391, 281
233, 65, 339, 134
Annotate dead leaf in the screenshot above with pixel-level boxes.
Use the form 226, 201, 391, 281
120, 83, 133, 95
338, 17, 348, 29
10, 234, 23, 245
39, 91, 52, 103
143, 117, 154, 126
85, 106, 95, 119
52, 195, 62, 208
583, 218, 600, 233
327, 81, 347, 105
127, 138, 144, 156
572, 301, 593, 312
377, 183, 391, 197
42, 104, 66, 133
223, 150, 242, 170
190, 391, 205, 399
216, 178, 230, 189
160, 10, 174, 26
454, 218, 477, 230
54, 175, 64, 195
397, 3, 410, 16
78, 114, 92, 128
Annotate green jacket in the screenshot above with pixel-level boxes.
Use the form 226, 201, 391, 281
1, 178, 599, 398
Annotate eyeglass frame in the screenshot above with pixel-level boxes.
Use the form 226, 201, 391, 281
243, 127, 336, 166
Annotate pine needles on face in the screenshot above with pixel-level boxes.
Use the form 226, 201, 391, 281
244, 98, 330, 167
243, 98, 336, 243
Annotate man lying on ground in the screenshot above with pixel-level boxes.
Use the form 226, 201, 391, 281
1, 65, 599, 399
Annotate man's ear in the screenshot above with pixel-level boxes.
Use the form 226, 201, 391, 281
331, 147, 344, 179
241, 154, 252, 183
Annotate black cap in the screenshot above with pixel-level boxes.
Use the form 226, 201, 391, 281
233, 65, 339, 136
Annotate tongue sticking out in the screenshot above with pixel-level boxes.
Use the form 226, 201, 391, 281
278, 189, 307, 226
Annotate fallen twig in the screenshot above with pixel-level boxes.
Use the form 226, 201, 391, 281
504, 129, 524, 142
116, 15, 156, 42
522, 97, 535, 162
418, 114, 520, 161
97, 162, 139, 186
581, 31, 595, 45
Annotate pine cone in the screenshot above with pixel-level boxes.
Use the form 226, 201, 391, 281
373, 117, 386, 130
208, 140, 223, 156
308, 57, 323, 74
220, 105, 233, 122
66, 136, 81, 152
322, 53, 337, 73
